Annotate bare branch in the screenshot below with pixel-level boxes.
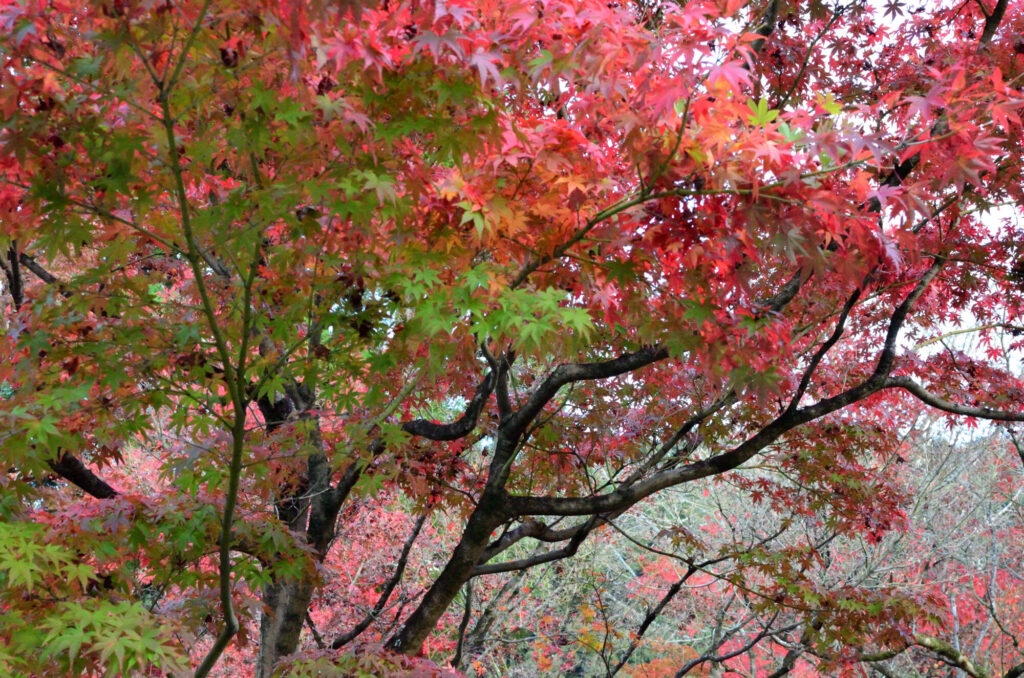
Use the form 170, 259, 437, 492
886, 376, 1024, 422
332, 512, 429, 649
17, 252, 61, 285
305, 613, 325, 649
785, 288, 861, 414
478, 518, 592, 564
451, 579, 473, 669
506, 345, 669, 438
610, 566, 695, 676
675, 611, 789, 677
628, 391, 736, 483
402, 370, 498, 441
47, 450, 119, 499
980, 0, 1009, 43
873, 261, 942, 378
764, 618, 822, 678
472, 521, 595, 577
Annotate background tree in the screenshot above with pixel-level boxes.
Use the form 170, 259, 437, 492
3, 0, 1024, 675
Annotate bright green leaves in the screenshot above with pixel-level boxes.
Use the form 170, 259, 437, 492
0, 523, 77, 593
0, 523, 186, 677
394, 259, 595, 356
746, 98, 780, 127
457, 200, 487, 236
34, 600, 187, 677
483, 287, 595, 353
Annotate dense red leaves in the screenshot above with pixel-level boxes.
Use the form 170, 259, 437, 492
3, 0, 1024, 675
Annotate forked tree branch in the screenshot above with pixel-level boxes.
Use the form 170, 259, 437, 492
980, 0, 1009, 43
331, 512, 429, 649
471, 519, 596, 577
785, 288, 861, 414
505, 345, 669, 438
609, 566, 695, 676
507, 261, 946, 517
676, 612, 790, 677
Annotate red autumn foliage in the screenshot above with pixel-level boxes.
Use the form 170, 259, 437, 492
2, 0, 1024, 676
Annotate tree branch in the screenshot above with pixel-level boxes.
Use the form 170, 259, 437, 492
507, 257, 940, 517
3, 244, 24, 309
886, 376, 1024, 421
873, 261, 942, 379
785, 288, 861, 414
478, 518, 582, 563
675, 612, 790, 677
858, 645, 907, 663
305, 613, 325, 649
506, 368, 877, 517
471, 521, 594, 577
764, 618, 822, 678
401, 370, 498, 441
609, 566, 695, 676
506, 345, 668, 438
759, 271, 805, 314
331, 512, 429, 648
18, 252, 60, 285
750, 0, 780, 55
914, 634, 991, 678
980, 0, 1009, 44
1004, 663, 1024, 678
451, 579, 473, 669
776, 4, 845, 110
481, 345, 515, 421
47, 450, 119, 499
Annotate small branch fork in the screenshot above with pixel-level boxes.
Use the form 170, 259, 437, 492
330, 512, 428, 649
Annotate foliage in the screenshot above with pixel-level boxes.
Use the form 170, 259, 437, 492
3, 0, 1024, 676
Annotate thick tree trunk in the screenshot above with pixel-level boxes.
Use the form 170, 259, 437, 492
385, 492, 507, 654
255, 444, 347, 677
256, 576, 317, 678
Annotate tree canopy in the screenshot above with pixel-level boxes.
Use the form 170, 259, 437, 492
2, 0, 1024, 675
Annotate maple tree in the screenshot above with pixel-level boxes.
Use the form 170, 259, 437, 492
3, 0, 1024, 675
